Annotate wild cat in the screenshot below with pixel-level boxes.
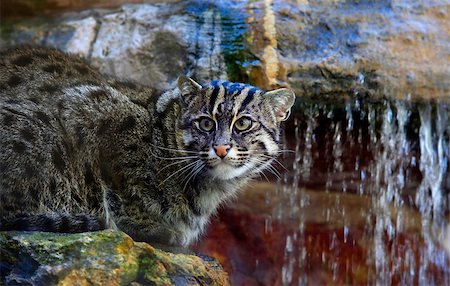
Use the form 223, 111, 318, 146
0, 47, 295, 246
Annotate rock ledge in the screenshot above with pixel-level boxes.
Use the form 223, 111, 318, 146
0, 230, 229, 285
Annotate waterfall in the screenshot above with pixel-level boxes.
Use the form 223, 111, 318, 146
280, 95, 450, 285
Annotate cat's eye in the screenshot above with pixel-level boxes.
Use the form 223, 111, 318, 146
234, 117, 253, 132
198, 117, 215, 132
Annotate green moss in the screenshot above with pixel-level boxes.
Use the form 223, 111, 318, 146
1, 231, 228, 285
185, 3, 257, 83
137, 254, 171, 284
220, 10, 258, 84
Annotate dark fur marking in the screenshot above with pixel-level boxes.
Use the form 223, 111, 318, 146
84, 164, 95, 186
3, 114, 15, 125
125, 144, 138, 151
12, 141, 26, 153
10, 216, 31, 231
42, 215, 56, 231
141, 135, 152, 143
34, 52, 49, 59
130, 98, 150, 109
52, 148, 66, 172
38, 83, 59, 93
28, 97, 40, 104
97, 118, 112, 135
57, 100, 65, 110
100, 164, 112, 183
5, 99, 19, 105
75, 65, 89, 75
34, 111, 52, 126
12, 55, 33, 66
75, 125, 85, 147
121, 81, 137, 89
260, 123, 278, 143
42, 64, 62, 74
25, 165, 37, 178
209, 83, 220, 111
59, 215, 70, 232
28, 187, 40, 201
118, 116, 136, 132
7, 74, 22, 87
159, 197, 170, 214
256, 141, 268, 155
49, 177, 57, 193
20, 128, 35, 142
239, 88, 257, 111
79, 216, 90, 232
61, 138, 75, 160
88, 89, 110, 101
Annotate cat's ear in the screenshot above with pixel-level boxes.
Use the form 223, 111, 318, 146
264, 88, 296, 121
177, 76, 202, 104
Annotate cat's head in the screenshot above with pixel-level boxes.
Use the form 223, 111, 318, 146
176, 76, 295, 180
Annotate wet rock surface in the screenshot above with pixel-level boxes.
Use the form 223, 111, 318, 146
0, 230, 229, 285
1, 0, 449, 99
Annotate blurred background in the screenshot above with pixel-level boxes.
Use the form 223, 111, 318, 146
1, 0, 449, 285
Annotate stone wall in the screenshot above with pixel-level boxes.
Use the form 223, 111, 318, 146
2, 0, 449, 100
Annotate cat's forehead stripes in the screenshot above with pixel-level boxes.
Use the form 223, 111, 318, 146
206, 81, 261, 120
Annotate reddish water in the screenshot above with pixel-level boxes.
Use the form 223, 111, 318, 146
193, 98, 450, 285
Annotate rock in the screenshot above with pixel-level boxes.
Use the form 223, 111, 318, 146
0, 230, 229, 286
1, 0, 448, 99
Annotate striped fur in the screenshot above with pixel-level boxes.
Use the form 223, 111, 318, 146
170, 77, 295, 180
0, 47, 294, 247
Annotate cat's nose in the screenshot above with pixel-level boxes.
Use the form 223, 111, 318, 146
213, 144, 231, 159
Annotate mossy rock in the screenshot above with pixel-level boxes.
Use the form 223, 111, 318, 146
0, 230, 229, 285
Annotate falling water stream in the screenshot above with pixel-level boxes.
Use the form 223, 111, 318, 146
276, 93, 450, 285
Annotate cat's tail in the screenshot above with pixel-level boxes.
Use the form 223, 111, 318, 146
0, 214, 106, 233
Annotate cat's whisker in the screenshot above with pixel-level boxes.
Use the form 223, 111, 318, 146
157, 158, 193, 174
252, 157, 282, 180
182, 162, 205, 192
150, 148, 199, 161
181, 163, 201, 189
243, 160, 270, 183
152, 154, 199, 160
266, 166, 281, 180
258, 169, 270, 182
273, 149, 295, 154
262, 164, 282, 180
149, 143, 200, 154
158, 160, 199, 187
246, 149, 294, 155
239, 149, 288, 172
259, 154, 288, 171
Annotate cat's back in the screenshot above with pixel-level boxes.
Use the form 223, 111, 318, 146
0, 46, 103, 97
0, 47, 154, 215
0, 47, 111, 153
0, 46, 154, 117
0, 47, 108, 131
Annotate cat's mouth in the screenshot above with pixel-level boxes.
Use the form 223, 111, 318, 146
207, 159, 255, 180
